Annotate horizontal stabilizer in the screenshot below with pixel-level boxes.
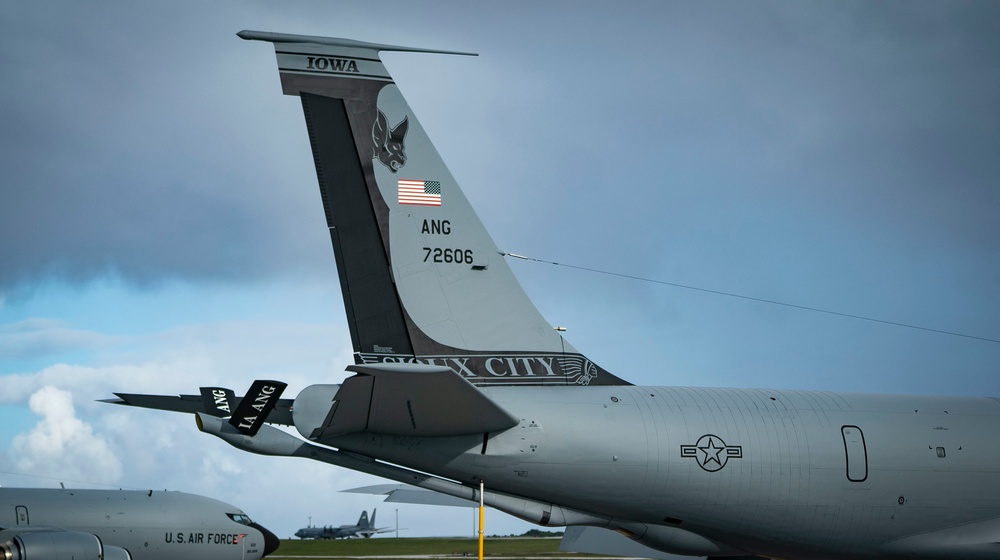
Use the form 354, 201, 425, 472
101, 392, 205, 413
238, 30, 477, 57
102, 390, 294, 426
299, 363, 519, 440
228, 380, 288, 436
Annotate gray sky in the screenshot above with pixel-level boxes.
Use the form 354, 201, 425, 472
2, 0, 999, 540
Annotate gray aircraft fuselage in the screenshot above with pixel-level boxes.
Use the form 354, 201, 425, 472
324, 386, 1000, 560
0, 488, 278, 560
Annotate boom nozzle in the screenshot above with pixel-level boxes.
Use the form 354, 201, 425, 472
195, 413, 306, 457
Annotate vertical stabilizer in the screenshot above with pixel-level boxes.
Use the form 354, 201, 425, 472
239, 31, 627, 386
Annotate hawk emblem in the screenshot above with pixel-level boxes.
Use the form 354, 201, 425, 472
372, 110, 408, 172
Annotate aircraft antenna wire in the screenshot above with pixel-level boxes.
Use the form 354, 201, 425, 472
500, 251, 1000, 345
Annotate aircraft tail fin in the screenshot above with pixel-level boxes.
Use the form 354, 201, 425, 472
369, 509, 376, 529
240, 31, 627, 387
358, 510, 369, 528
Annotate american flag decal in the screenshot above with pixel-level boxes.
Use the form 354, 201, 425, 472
398, 179, 442, 206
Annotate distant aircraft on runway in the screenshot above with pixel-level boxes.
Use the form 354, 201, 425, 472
0, 487, 279, 560
108, 30, 1000, 560
295, 509, 392, 539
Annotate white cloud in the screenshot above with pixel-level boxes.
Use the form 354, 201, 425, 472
11, 386, 123, 484
0, 318, 114, 360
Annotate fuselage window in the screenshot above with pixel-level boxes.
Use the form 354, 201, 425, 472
227, 513, 253, 526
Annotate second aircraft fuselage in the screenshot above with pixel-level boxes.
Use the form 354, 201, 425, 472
329, 385, 1000, 560
0, 489, 276, 560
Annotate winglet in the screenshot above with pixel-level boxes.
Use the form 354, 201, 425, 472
228, 380, 288, 436
199, 387, 236, 417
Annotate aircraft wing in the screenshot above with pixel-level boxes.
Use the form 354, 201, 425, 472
559, 527, 763, 560
342, 486, 757, 558
342, 484, 478, 508
358, 527, 396, 537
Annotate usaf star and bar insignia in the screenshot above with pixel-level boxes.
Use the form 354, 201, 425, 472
681, 434, 743, 472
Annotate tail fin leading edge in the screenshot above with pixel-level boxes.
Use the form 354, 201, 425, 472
240, 31, 627, 386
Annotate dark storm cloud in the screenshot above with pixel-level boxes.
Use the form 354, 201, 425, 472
0, 3, 330, 294
419, 2, 1000, 264
1, 1, 998, 353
